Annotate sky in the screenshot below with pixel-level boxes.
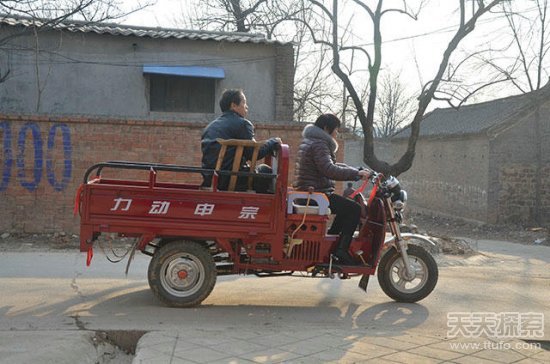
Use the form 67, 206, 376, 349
118, 0, 543, 107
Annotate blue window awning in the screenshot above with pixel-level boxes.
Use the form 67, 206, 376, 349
143, 65, 225, 79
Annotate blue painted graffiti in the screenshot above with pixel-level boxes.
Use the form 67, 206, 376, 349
0, 122, 72, 192
0, 121, 12, 192
47, 124, 72, 191
17, 122, 43, 191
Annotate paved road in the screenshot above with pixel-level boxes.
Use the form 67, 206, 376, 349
0, 240, 549, 363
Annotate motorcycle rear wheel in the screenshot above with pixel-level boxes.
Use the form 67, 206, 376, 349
377, 244, 438, 303
148, 240, 216, 307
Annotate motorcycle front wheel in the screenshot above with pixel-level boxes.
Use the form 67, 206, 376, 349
377, 244, 438, 303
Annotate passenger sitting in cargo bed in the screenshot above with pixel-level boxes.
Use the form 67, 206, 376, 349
200, 89, 280, 192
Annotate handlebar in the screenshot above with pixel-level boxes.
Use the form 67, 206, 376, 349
349, 170, 386, 207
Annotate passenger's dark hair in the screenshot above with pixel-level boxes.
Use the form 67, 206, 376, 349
219, 89, 244, 112
314, 113, 341, 134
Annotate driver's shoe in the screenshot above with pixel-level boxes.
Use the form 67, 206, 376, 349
334, 250, 357, 265
334, 234, 360, 265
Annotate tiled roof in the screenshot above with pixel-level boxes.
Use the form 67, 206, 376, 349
394, 84, 550, 138
0, 14, 289, 45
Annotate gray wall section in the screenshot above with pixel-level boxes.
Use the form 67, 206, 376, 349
539, 103, 550, 225
0, 29, 291, 123
343, 136, 368, 168
345, 135, 491, 222
345, 113, 549, 226
489, 103, 550, 225
397, 136, 490, 222
342, 136, 371, 190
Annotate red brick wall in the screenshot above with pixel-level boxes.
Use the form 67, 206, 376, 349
0, 114, 346, 234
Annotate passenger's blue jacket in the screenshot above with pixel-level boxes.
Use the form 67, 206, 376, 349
201, 110, 279, 187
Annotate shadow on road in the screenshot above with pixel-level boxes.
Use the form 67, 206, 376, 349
64, 287, 430, 335
2, 281, 432, 363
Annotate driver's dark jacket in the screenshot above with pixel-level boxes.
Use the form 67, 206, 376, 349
201, 110, 278, 188
293, 124, 360, 193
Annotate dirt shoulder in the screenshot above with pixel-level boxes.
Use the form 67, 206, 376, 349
0, 232, 80, 252
404, 210, 549, 246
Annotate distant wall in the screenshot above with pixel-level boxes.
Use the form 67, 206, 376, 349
0, 114, 311, 234
345, 115, 550, 227
489, 105, 550, 225
346, 135, 491, 222
379, 136, 491, 222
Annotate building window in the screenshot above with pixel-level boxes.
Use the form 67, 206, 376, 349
143, 65, 225, 114
149, 75, 215, 113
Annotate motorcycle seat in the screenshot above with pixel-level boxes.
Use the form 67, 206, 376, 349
287, 189, 330, 215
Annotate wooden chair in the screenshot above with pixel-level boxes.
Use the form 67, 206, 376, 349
215, 138, 266, 191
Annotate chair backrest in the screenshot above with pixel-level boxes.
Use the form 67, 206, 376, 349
215, 138, 265, 191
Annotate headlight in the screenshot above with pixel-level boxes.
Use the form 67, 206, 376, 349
384, 176, 402, 201
392, 190, 407, 211
385, 176, 400, 190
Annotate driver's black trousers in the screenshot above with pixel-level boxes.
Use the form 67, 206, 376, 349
326, 193, 361, 236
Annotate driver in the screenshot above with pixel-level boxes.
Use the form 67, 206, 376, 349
293, 113, 371, 265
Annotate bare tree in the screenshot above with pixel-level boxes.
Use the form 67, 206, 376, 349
478, 0, 550, 93
190, 0, 269, 33
187, 0, 305, 38
430, 48, 512, 109
177, 0, 345, 123
292, 8, 345, 123
0, 1, 153, 26
375, 72, 415, 138
293, 48, 337, 122
477, 0, 549, 226
303, 0, 507, 176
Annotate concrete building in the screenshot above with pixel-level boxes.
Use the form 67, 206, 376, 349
345, 86, 550, 226
0, 15, 300, 234
0, 15, 294, 122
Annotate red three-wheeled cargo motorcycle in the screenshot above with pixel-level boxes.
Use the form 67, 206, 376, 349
75, 143, 438, 307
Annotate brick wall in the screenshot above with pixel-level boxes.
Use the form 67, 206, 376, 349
0, 114, 321, 234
